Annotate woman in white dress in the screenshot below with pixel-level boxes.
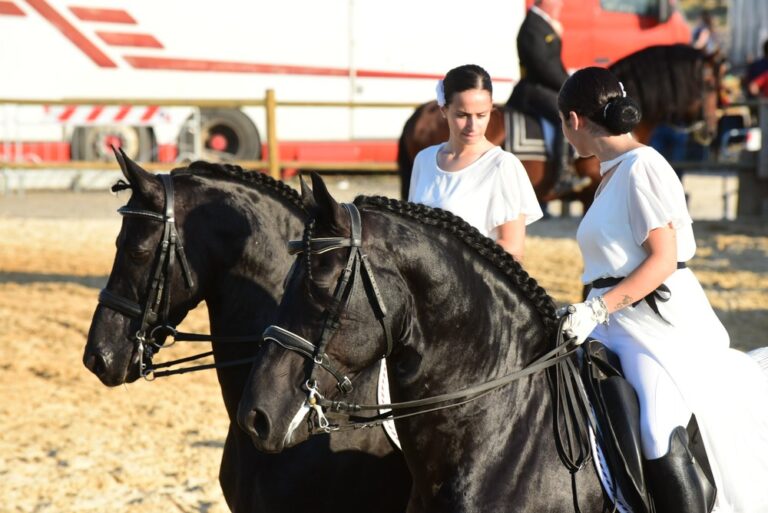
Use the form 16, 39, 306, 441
408, 64, 542, 261
558, 66, 768, 513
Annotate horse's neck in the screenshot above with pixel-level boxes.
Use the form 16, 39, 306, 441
373, 223, 556, 497
205, 188, 304, 418
208, 189, 304, 323
391, 232, 546, 406
399, 238, 544, 379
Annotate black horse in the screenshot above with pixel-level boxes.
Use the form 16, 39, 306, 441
83, 153, 410, 513
238, 173, 606, 512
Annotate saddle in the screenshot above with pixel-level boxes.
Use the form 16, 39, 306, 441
503, 108, 550, 161
580, 339, 650, 512
578, 339, 716, 513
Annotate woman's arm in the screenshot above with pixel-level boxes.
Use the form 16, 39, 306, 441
496, 215, 527, 261
602, 223, 678, 313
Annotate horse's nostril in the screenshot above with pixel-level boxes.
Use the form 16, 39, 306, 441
251, 408, 271, 441
83, 349, 107, 377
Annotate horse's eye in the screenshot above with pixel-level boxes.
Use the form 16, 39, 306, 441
128, 249, 151, 262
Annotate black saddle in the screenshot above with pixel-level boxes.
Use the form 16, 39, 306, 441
581, 339, 650, 512
579, 340, 715, 513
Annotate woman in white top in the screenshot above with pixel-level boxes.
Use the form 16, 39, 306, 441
408, 64, 542, 261
559, 67, 768, 513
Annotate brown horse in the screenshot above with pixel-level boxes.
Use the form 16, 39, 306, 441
398, 44, 723, 212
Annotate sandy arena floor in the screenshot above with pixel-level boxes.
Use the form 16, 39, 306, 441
1, 175, 766, 512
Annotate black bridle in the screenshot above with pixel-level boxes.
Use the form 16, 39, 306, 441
262, 203, 393, 429
262, 203, 584, 439
98, 174, 262, 379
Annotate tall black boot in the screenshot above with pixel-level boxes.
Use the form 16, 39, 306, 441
645, 426, 717, 513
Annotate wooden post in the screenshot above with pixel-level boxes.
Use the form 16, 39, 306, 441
265, 89, 280, 180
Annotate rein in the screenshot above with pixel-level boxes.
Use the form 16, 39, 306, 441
263, 203, 585, 439
98, 174, 263, 379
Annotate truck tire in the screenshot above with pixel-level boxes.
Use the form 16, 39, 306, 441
71, 125, 155, 162
177, 108, 262, 162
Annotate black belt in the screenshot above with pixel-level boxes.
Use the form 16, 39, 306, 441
590, 262, 687, 322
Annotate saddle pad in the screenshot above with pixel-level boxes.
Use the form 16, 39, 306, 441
378, 359, 401, 450
589, 408, 634, 513
504, 109, 547, 161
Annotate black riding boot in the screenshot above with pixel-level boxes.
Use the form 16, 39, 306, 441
645, 425, 717, 513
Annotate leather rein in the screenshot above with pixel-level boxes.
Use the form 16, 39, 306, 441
97, 174, 263, 379
262, 202, 583, 437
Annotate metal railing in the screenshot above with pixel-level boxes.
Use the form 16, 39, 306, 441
0, 90, 422, 180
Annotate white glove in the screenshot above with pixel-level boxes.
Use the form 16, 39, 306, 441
560, 296, 609, 345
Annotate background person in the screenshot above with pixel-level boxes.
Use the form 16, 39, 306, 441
557, 66, 768, 513
506, 0, 586, 195
746, 40, 768, 98
691, 10, 720, 58
408, 64, 542, 261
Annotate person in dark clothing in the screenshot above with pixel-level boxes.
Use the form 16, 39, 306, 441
507, 0, 586, 194
746, 40, 768, 98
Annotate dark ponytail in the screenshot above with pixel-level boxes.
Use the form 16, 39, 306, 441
558, 67, 641, 135
443, 64, 493, 106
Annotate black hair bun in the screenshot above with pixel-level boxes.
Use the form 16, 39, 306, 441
603, 96, 641, 135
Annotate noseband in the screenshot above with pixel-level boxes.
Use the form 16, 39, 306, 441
262, 203, 393, 429
97, 174, 195, 377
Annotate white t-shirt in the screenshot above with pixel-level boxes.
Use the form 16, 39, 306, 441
577, 145, 695, 284
408, 144, 543, 239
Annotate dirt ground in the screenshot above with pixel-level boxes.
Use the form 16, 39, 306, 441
1, 176, 767, 513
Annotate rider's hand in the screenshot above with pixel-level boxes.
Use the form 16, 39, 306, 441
559, 296, 609, 345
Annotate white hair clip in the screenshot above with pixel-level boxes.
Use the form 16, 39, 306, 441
435, 79, 446, 107
603, 81, 628, 119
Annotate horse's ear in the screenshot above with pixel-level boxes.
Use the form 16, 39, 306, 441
309, 172, 346, 230
299, 173, 317, 212
114, 147, 161, 202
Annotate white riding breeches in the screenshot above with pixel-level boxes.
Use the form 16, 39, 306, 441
591, 324, 692, 459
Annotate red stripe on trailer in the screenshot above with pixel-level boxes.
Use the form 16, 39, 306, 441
57, 105, 77, 122
96, 31, 163, 48
114, 105, 131, 122
68, 6, 135, 24
124, 56, 350, 76
274, 140, 398, 163
24, 0, 117, 68
140, 106, 159, 122
0, 141, 70, 161
357, 69, 513, 83
0, 1, 25, 15
86, 105, 105, 121
124, 55, 515, 82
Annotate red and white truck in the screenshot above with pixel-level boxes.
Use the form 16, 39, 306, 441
0, 0, 691, 166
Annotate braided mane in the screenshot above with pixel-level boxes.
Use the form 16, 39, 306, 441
610, 44, 706, 126
171, 161, 305, 212
356, 196, 559, 338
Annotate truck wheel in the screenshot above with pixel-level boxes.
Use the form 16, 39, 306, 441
71, 126, 155, 162
178, 108, 262, 162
